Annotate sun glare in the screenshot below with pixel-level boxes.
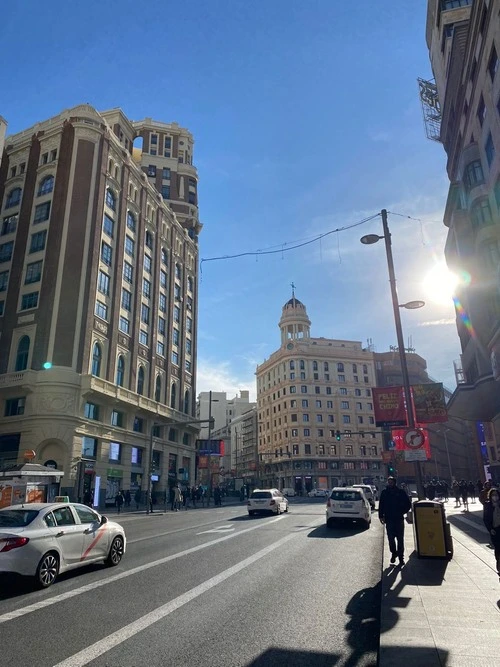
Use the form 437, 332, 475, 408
422, 262, 459, 306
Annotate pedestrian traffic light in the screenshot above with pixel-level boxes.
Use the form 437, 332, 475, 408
335, 430, 341, 441
388, 462, 395, 476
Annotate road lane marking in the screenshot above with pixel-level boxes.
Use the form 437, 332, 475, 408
0, 515, 287, 625
127, 513, 249, 544
52, 517, 323, 667
196, 525, 234, 535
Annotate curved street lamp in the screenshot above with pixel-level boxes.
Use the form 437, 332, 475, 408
360, 209, 426, 499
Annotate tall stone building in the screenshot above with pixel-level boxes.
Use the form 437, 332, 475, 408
256, 293, 382, 494
0, 104, 201, 505
425, 0, 500, 480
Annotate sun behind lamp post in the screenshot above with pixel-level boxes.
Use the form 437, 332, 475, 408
360, 209, 426, 499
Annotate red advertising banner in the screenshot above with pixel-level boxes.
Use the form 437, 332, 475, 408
392, 428, 431, 461
372, 387, 407, 427
412, 383, 448, 423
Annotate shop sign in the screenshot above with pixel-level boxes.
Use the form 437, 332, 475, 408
107, 468, 122, 478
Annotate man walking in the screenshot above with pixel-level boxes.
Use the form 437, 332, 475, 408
379, 476, 412, 566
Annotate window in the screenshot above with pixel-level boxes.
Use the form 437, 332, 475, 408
123, 261, 133, 283
326, 387, 332, 395
304, 444, 311, 455
150, 134, 158, 146
92, 342, 102, 375
343, 415, 351, 424
97, 270, 110, 295
175, 263, 182, 280
15, 336, 30, 371
144, 254, 152, 273
174, 283, 181, 300
170, 382, 177, 409
157, 293, 166, 313
5, 397, 25, 416
161, 185, 170, 199
303, 414, 309, 422
2, 215, 17, 235
371, 446, 378, 456
345, 445, 353, 456
121, 288, 131, 311
139, 330, 148, 346
465, 160, 484, 189
147, 165, 156, 177
187, 276, 193, 292
131, 446, 143, 466
472, 199, 493, 228
155, 375, 162, 402
485, 133, 495, 168
160, 270, 167, 288
101, 242, 112, 266
95, 301, 108, 320
124, 235, 134, 257
41, 152, 48, 165
25, 260, 42, 284
341, 401, 349, 409
30, 230, 47, 253
171, 328, 179, 346
127, 211, 136, 231
111, 410, 124, 427
366, 389, 371, 396
119, 316, 129, 334
301, 385, 307, 393
36, 175, 54, 198
6, 188, 22, 208
158, 316, 166, 336
489, 44, 499, 82
477, 95, 486, 127
141, 304, 150, 324
186, 295, 193, 311
358, 416, 364, 424
116, 355, 125, 386
162, 167, 171, 180
106, 189, 116, 210
0, 241, 13, 263
338, 374, 345, 382
186, 316, 192, 333
137, 366, 145, 395
33, 202, 51, 224
186, 338, 191, 354
109, 441, 121, 461
84, 402, 99, 420
316, 414, 323, 422
173, 305, 180, 322
20, 292, 39, 310
145, 231, 153, 249
161, 248, 168, 266
360, 445, 366, 456
172, 351, 179, 365
82, 436, 97, 459
0, 270, 8, 291
355, 388, 361, 396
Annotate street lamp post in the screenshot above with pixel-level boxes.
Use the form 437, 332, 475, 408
361, 209, 426, 499
437, 428, 453, 483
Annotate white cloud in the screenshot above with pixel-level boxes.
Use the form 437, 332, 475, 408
196, 358, 257, 401
418, 318, 455, 327
369, 130, 391, 142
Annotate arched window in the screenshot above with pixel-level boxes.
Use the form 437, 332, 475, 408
116, 355, 124, 387
137, 366, 145, 395
38, 176, 54, 197
15, 335, 30, 371
92, 343, 102, 376
155, 375, 162, 402
187, 276, 193, 292
289, 361, 295, 370
105, 189, 116, 211
170, 382, 176, 409
337, 362, 344, 372
145, 231, 153, 249
184, 390, 190, 414
6, 188, 22, 209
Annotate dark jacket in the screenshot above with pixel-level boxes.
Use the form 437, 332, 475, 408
378, 485, 411, 523
483, 501, 500, 532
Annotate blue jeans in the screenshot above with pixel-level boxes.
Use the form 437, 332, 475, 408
386, 519, 405, 557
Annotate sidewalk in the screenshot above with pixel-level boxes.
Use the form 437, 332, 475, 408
379, 499, 500, 666
103, 497, 245, 517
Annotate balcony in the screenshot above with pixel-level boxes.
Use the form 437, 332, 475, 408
0, 370, 37, 392
81, 375, 190, 424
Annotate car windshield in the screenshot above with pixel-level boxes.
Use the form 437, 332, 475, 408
251, 491, 272, 499
0, 509, 39, 527
330, 491, 362, 502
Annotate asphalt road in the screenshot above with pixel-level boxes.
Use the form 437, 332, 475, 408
0, 500, 383, 667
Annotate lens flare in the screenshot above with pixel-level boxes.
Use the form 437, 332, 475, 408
452, 296, 476, 338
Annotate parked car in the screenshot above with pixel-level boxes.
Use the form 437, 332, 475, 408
307, 488, 329, 498
326, 487, 371, 529
281, 488, 296, 497
248, 489, 289, 515
0, 502, 126, 589
352, 484, 376, 509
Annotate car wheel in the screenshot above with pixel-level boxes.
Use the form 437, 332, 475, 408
326, 518, 335, 529
106, 535, 125, 567
363, 519, 371, 530
276, 505, 281, 515
284, 504, 289, 513
35, 552, 60, 589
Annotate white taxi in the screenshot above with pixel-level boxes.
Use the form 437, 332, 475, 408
0, 502, 126, 588
248, 489, 289, 515
326, 487, 371, 529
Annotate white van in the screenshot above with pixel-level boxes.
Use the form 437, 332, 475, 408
281, 488, 296, 497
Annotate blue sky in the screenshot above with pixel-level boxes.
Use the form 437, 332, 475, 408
1, 1, 460, 399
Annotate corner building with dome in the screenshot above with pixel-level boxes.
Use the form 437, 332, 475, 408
255, 294, 383, 494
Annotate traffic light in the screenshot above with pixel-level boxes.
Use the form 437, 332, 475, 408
388, 462, 395, 476
335, 430, 341, 441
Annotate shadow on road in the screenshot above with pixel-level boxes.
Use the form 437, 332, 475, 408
307, 523, 368, 539
344, 581, 381, 667
245, 647, 341, 666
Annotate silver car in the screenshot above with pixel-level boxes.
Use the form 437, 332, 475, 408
0, 502, 126, 588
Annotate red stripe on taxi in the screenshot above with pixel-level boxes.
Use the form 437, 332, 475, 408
81, 527, 107, 561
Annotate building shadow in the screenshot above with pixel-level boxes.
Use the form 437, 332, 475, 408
244, 647, 340, 666
447, 512, 491, 548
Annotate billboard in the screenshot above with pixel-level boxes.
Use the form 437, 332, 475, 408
412, 383, 447, 423
372, 387, 407, 427
196, 439, 224, 456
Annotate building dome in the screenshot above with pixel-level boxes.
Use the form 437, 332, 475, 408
279, 291, 311, 345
